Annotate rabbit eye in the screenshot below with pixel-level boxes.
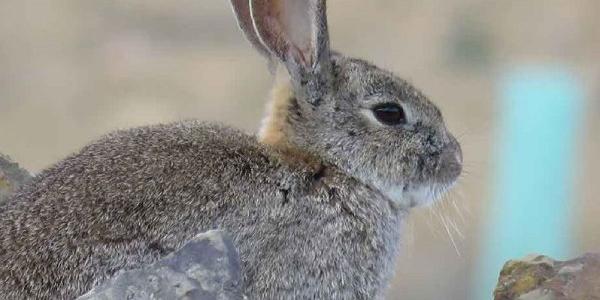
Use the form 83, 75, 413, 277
372, 103, 406, 126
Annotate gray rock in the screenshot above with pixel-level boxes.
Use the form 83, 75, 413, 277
78, 230, 244, 300
0, 153, 31, 206
494, 253, 600, 300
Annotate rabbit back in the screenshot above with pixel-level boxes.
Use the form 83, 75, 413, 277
0, 120, 404, 299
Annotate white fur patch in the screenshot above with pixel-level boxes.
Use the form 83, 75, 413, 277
381, 183, 446, 209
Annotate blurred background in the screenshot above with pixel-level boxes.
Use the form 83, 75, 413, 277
0, 0, 598, 299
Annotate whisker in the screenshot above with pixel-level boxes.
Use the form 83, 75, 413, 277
439, 212, 461, 256
446, 213, 465, 240
426, 206, 445, 240
451, 197, 466, 223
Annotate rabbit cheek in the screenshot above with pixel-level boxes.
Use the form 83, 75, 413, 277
383, 145, 462, 208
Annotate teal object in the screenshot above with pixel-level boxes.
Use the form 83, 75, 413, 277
473, 66, 583, 299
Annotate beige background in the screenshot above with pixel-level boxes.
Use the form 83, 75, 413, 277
0, 1, 598, 299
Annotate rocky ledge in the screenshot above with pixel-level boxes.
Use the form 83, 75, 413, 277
494, 253, 600, 300
78, 230, 244, 300
0, 153, 31, 206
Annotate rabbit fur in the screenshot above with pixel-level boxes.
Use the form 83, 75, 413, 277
0, 0, 462, 299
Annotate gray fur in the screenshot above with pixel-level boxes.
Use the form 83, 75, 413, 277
0, 0, 461, 299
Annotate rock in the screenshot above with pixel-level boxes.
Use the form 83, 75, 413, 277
78, 230, 244, 300
494, 253, 600, 300
0, 153, 31, 206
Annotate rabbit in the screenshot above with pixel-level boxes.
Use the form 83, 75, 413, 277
0, 0, 463, 299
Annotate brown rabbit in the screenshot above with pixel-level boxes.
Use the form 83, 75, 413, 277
0, 0, 462, 299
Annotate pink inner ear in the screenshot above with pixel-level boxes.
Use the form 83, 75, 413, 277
253, 0, 315, 68
280, 0, 314, 64
230, 0, 272, 58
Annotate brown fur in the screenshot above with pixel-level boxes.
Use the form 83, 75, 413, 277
258, 72, 323, 170
259, 73, 293, 147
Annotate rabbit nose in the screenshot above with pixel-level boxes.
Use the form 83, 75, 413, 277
448, 135, 462, 165
437, 140, 462, 182
454, 140, 463, 165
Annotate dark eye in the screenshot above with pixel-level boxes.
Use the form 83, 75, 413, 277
372, 103, 406, 126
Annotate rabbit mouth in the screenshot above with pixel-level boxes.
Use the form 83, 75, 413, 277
383, 181, 454, 209
405, 182, 454, 207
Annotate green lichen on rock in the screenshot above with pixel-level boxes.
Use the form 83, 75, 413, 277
494, 253, 600, 300
495, 255, 556, 300
0, 176, 10, 190
0, 153, 32, 206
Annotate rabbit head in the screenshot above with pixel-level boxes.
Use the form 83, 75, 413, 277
231, 0, 462, 208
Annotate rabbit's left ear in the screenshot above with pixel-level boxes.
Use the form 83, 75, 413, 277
230, 0, 273, 60
251, 0, 332, 104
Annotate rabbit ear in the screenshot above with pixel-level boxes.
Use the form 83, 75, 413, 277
230, 0, 273, 60
250, 0, 332, 104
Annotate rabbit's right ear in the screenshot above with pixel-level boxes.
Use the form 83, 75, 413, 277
249, 0, 332, 105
